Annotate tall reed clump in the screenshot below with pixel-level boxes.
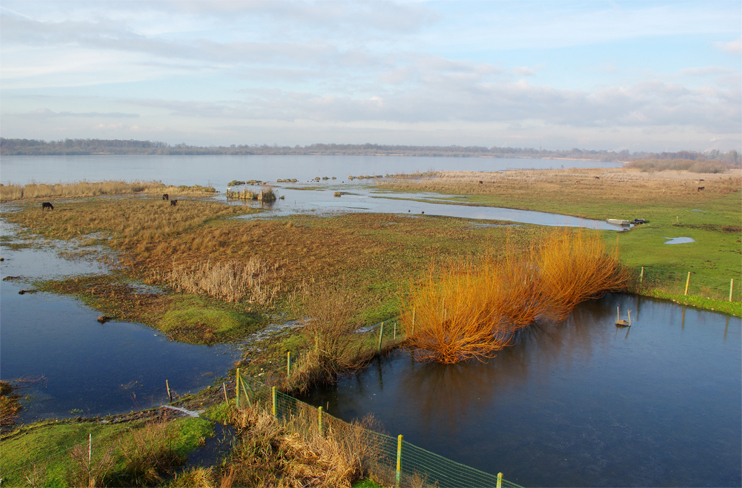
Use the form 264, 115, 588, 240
166, 258, 280, 305
171, 405, 375, 488
289, 286, 370, 391
400, 229, 628, 363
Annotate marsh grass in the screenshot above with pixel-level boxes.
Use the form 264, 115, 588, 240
166, 258, 281, 305
1, 416, 211, 487
401, 229, 629, 363
626, 159, 729, 173
178, 405, 377, 488
0, 180, 167, 202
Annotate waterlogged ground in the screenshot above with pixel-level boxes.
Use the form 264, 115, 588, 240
301, 294, 742, 487
228, 186, 626, 230
0, 221, 240, 423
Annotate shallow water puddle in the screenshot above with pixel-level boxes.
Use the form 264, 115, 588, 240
664, 236, 695, 244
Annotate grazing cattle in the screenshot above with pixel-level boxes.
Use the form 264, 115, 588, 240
478, 180, 483, 184
697, 187, 705, 192
41, 202, 54, 211
162, 193, 169, 201
170, 199, 178, 206
594, 176, 600, 179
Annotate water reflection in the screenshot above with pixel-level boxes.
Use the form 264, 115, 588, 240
0, 226, 239, 424
301, 294, 741, 487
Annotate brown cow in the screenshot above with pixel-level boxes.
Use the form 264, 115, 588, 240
162, 193, 169, 201
170, 199, 178, 206
41, 202, 54, 211
697, 187, 705, 192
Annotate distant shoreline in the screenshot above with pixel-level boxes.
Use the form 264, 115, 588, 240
2, 138, 738, 164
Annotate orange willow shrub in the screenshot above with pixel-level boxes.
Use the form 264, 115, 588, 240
538, 229, 629, 320
400, 229, 629, 363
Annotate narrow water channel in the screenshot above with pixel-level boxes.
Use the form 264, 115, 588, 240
299, 294, 741, 487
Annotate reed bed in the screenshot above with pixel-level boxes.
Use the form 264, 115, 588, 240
401, 229, 629, 363
166, 258, 281, 305
172, 405, 375, 488
0, 180, 167, 202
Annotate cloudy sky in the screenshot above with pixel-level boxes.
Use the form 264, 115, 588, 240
1, 0, 740, 151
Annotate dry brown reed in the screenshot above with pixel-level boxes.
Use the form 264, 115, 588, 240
401, 228, 629, 363
288, 286, 372, 391
209, 405, 373, 487
114, 418, 184, 486
66, 442, 116, 488
0, 180, 166, 202
166, 258, 281, 304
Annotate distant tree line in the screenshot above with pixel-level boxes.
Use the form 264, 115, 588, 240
1, 138, 739, 164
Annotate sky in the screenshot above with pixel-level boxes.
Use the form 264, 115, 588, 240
1, 0, 740, 152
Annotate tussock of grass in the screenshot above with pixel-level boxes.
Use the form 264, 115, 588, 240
158, 296, 257, 344
401, 229, 629, 363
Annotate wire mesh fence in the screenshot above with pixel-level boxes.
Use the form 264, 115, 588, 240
237, 371, 522, 488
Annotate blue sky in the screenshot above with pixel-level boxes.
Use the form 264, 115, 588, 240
1, 0, 740, 151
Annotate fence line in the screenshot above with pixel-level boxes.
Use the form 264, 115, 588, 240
236, 371, 522, 488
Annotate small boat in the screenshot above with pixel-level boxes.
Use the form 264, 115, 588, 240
607, 219, 631, 226
615, 307, 631, 327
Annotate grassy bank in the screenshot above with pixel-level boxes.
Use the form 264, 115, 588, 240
0, 413, 213, 486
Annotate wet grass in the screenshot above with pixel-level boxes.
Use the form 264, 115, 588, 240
379, 169, 742, 308
0, 414, 213, 487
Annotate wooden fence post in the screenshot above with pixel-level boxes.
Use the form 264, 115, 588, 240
377, 322, 385, 353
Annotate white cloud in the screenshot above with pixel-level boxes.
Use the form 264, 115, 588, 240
680, 66, 735, 76
715, 35, 742, 54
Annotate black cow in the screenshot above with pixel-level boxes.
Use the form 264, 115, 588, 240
162, 193, 169, 201
41, 202, 54, 211
697, 187, 705, 192
170, 199, 178, 206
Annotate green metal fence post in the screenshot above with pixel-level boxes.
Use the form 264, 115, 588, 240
730, 278, 734, 302
240, 375, 252, 408
684, 271, 691, 295
378, 322, 385, 353
235, 368, 240, 409
497, 472, 503, 488
396, 434, 403, 488
318, 406, 323, 436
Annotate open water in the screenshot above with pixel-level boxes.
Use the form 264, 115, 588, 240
301, 295, 741, 487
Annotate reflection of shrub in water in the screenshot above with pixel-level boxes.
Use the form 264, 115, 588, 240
401, 229, 629, 363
